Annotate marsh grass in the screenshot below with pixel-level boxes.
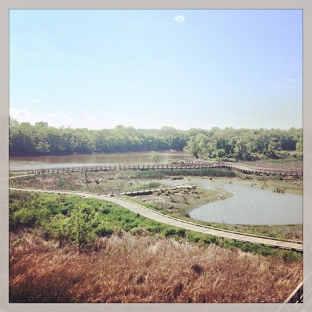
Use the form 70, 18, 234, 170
240, 159, 303, 171
9, 168, 236, 193
9, 231, 302, 303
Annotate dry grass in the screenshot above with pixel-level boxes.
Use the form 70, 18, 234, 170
10, 231, 302, 303
240, 159, 303, 171
10, 171, 136, 194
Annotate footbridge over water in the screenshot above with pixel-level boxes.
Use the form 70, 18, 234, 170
22, 161, 303, 177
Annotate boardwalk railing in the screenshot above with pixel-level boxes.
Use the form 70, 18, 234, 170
285, 282, 303, 303
23, 162, 303, 177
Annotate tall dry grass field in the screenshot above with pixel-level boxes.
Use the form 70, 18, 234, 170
10, 231, 302, 303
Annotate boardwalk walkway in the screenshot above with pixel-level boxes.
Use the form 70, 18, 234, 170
20, 161, 303, 177
9, 187, 303, 252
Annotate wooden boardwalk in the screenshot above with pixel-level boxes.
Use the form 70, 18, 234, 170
21, 161, 303, 177
9, 187, 303, 252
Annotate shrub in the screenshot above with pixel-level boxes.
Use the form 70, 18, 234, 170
268, 232, 277, 238
187, 232, 203, 243
56, 179, 67, 188
12, 208, 37, 228
96, 223, 114, 237
280, 250, 302, 262
130, 227, 145, 235
163, 227, 178, 237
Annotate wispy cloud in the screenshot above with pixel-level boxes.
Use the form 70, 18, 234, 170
27, 99, 39, 103
173, 15, 185, 23
10, 108, 33, 119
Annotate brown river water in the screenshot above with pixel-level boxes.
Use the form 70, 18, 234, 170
9, 151, 192, 171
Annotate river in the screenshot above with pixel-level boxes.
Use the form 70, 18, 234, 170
9, 151, 193, 171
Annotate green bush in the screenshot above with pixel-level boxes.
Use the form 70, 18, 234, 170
12, 208, 37, 228
96, 223, 114, 237
268, 232, 277, 238
130, 227, 145, 235
187, 232, 203, 243
163, 227, 178, 237
137, 182, 162, 190
56, 179, 67, 188
280, 250, 302, 262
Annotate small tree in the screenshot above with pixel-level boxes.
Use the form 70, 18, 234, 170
149, 151, 160, 164
68, 205, 97, 250
49, 204, 98, 251
50, 214, 69, 248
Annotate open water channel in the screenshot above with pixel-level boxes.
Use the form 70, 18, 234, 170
10, 151, 302, 225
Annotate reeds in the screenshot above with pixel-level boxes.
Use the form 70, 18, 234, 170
10, 231, 302, 303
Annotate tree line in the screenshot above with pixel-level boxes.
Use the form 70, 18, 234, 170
9, 120, 188, 156
9, 118, 302, 161
183, 127, 303, 161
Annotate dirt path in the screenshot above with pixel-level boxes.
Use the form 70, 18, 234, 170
9, 187, 303, 252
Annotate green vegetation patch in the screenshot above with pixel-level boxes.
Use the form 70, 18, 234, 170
131, 168, 236, 179
9, 190, 302, 261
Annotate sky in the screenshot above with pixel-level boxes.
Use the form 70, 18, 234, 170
9, 9, 302, 131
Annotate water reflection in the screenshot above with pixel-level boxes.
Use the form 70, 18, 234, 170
9, 151, 192, 171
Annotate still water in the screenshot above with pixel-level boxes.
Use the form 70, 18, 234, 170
160, 178, 302, 225
189, 180, 302, 225
9, 151, 192, 171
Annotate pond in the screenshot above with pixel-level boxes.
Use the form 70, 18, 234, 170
189, 180, 302, 225
9, 151, 193, 171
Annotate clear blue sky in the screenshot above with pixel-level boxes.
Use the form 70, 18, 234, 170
9, 9, 302, 130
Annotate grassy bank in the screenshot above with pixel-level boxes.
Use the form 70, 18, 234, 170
9, 190, 302, 303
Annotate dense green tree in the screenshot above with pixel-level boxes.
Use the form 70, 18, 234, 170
184, 127, 302, 161
9, 122, 37, 155
183, 133, 211, 159
296, 136, 303, 153
9, 118, 302, 161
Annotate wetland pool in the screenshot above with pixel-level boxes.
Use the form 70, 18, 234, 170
165, 179, 302, 225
